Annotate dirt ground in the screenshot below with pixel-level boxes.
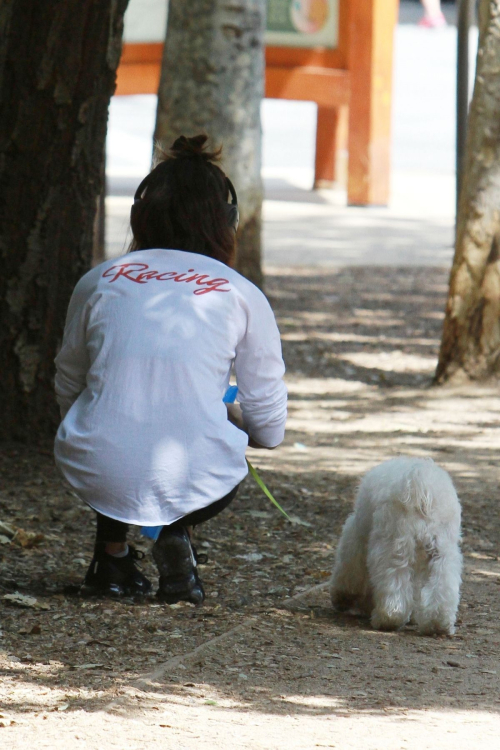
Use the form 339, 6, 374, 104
1, 265, 500, 749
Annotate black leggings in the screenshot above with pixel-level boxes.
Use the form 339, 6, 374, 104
95, 485, 239, 543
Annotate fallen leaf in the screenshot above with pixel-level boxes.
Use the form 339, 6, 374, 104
288, 515, 312, 527
247, 510, 272, 519
14, 529, 45, 548
431, 665, 453, 672
3, 592, 38, 608
0, 522, 15, 538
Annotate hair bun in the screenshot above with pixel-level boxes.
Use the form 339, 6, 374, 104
168, 134, 221, 162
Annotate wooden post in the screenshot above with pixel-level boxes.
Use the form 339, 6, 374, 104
314, 105, 348, 188
347, 0, 398, 205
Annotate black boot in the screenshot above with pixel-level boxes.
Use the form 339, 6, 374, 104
153, 527, 205, 605
82, 544, 152, 597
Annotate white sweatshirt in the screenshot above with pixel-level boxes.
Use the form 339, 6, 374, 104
54, 249, 287, 526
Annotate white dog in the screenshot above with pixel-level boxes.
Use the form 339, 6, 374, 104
330, 457, 462, 635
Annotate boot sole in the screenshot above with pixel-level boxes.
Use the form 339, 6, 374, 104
80, 582, 152, 599
156, 581, 205, 606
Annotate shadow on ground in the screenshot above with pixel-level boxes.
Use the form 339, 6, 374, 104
1, 266, 499, 724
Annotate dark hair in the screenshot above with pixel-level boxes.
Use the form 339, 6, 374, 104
129, 134, 236, 266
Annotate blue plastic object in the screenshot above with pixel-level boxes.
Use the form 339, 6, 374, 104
140, 524, 163, 541
223, 385, 238, 404
140, 385, 239, 540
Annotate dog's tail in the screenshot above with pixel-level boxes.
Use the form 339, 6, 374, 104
402, 459, 456, 518
403, 464, 433, 516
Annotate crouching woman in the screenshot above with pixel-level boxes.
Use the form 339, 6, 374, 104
54, 135, 287, 604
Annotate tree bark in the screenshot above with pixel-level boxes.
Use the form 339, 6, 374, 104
0, 0, 129, 440
154, 0, 265, 288
436, 0, 500, 383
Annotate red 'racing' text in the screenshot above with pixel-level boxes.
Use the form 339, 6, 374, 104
102, 263, 231, 296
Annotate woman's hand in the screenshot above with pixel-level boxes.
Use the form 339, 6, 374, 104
226, 404, 275, 450
226, 403, 245, 431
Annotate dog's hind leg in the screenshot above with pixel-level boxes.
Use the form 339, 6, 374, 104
368, 516, 415, 631
330, 513, 370, 613
414, 536, 462, 636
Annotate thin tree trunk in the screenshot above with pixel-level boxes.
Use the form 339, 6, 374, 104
92, 144, 107, 267
436, 0, 500, 382
154, 0, 265, 288
0, 0, 129, 440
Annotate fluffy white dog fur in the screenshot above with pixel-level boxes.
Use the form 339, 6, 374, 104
330, 457, 462, 635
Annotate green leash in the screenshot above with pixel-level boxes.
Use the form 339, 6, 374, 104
246, 459, 292, 522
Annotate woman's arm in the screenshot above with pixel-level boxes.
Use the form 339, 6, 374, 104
233, 290, 287, 449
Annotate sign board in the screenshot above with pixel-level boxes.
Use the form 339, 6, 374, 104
266, 0, 338, 48
123, 0, 168, 43
123, 0, 338, 49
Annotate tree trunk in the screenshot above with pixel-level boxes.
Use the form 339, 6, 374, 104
0, 0, 129, 440
154, 0, 265, 288
436, 0, 500, 383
